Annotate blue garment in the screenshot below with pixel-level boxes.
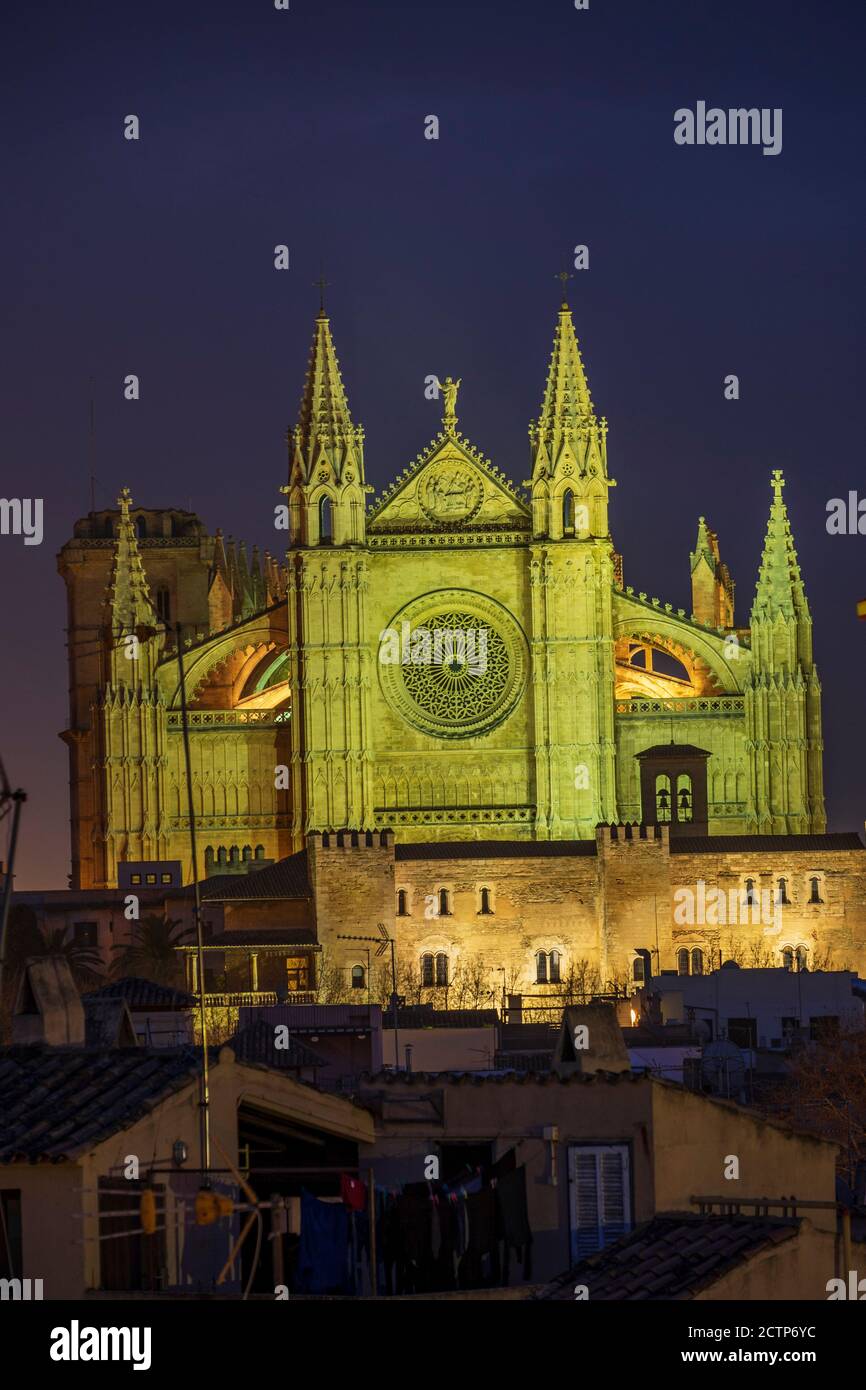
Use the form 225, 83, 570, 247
296, 1190, 350, 1294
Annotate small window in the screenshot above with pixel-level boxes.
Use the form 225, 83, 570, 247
73, 922, 98, 948
809, 876, 823, 905
568, 1146, 631, 1260
155, 588, 171, 625
781, 1016, 800, 1040
690, 948, 703, 977
563, 490, 576, 536
536, 951, 548, 984
795, 946, 808, 973
397, 890, 409, 917
781, 946, 794, 971
130, 873, 142, 886
744, 878, 757, 907
319, 495, 333, 544
160, 872, 172, 884
479, 888, 493, 915
435, 953, 449, 987
677, 948, 690, 976
421, 953, 434, 987
727, 1018, 757, 1050
549, 949, 561, 984
145, 873, 157, 886
438, 888, 450, 917
135, 515, 147, 539
777, 877, 790, 906
351, 965, 366, 991
633, 956, 646, 983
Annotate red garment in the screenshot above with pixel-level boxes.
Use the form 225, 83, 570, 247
341, 1174, 367, 1211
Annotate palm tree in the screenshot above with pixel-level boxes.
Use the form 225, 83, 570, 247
111, 915, 191, 986
2, 907, 104, 995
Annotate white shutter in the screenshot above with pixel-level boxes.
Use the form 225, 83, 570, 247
568, 1145, 631, 1261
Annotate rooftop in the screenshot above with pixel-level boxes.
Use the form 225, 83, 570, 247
536, 1212, 799, 1300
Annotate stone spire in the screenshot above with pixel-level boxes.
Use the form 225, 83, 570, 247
289, 310, 365, 487
751, 470, 809, 623
529, 301, 614, 539
529, 301, 607, 480
691, 516, 735, 628
104, 487, 158, 641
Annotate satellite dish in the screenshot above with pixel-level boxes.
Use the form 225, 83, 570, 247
701, 1039, 746, 1097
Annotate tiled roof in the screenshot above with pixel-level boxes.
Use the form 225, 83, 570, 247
230, 1019, 327, 1070
361, 1068, 644, 1087
84, 977, 196, 1009
194, 929, 317, 949
671, 833, 864, 854
197, 850, 312, 901
383, 1006, 498, 1029
536, 1213, 799, 1300
395, 840, 597, 861
0, 1047, 203, 1162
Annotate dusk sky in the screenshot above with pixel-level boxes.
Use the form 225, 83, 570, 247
2, 0, 864, 888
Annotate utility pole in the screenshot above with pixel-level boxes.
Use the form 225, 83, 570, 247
0, 759, 26, 1043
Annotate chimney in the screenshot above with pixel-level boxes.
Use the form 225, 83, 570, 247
12, 958, 86, 1046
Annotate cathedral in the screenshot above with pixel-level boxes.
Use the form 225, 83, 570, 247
57, 296, 866, 988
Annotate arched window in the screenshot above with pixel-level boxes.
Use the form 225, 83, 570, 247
563, 490, 576, 536
795, 946, 808, 972
549, 949, 561, 984
691, 948, 704, 977
809, 876, 823, 905
421, 953, 434, 987
633, 956, 646, 983
744, 878, 757, 907
655, 774, 672, 823
397, 889, 408, 917
776, 877, 790, 906
677, 948, 690, 976
351, 964, 366, 991
242, 845, 252, 862
438, 888, 450, 917
435, 953, 449, 987
319, 495, 333, 544
676, 773, 693, 823
536, 951, 548, 984
135, 515, 147, 539
479, 888, 492, 915
781, 947, 794, 971
155, 587, 171, 625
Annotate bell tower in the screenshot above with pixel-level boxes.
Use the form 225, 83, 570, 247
284, 305, 375, 838
527, 292, 619, 836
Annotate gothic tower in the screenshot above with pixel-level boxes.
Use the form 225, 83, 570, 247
527, 300, 619, 836
284, 308, 375, 835
744, 470, 825, 833
94, 488, 170, 883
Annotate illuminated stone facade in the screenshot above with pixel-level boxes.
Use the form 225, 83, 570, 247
58, 296, 837, 991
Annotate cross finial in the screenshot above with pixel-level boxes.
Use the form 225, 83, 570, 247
556, 268, 573, 305
117, 485, 132, 513
313, 267, 330, 313
771, 469, 785, 498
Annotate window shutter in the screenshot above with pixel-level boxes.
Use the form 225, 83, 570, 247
573, 1151, 601, 1259
599, 1150, 628, 1247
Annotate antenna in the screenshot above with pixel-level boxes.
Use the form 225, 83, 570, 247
88, 380, 96, 513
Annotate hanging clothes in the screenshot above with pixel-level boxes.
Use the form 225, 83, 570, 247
295, 1190, 350, 1294
340, 1174, 367, 1212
